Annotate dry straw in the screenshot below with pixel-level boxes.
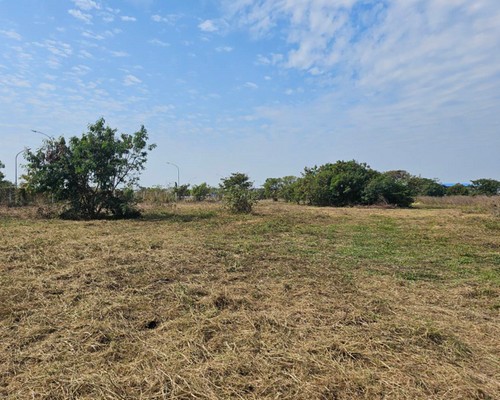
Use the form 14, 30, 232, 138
1, 201, 499, 399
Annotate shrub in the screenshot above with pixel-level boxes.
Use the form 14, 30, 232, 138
447, 183, 470, 196
363, 174, 414, 207
299, 161, 377, 206
191, 182, 211, 201
220, 173, 257, 213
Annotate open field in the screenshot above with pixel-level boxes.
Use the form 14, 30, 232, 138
1, 201, 499, 399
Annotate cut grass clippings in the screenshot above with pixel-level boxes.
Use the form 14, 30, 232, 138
1, 201, 499, 399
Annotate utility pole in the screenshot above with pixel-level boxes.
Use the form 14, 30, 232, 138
166, 162, 180, 201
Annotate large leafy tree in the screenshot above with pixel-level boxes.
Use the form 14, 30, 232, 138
409, 177, 446, 197
299, 161, 378, 206
470, 179, 500, 196
24, 118, 156, 219
263, 177, 283, 201
363, 173, 414, 207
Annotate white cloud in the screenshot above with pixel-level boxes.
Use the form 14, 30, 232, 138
71, 65, 92, 76
198, 19, 218, 32
110, 50, 129, 57
46, 58, 62, 69
243, 82, 258, 89
124, 74, 142, 86
72, 0, 100, 11
221, 0, 500, 180
82, 31, 104, 40
79, 50, 93, 59
0, 30, 22, 41
102, 15, 115, 23
215, 46, 233, 52
121, 16, 136, 22
256, 53, 283, 66
68, 9, 93, 24
104, 29, 122, 38
34, 40, 73, 58
149, 39, 169, 47
0, 74, 31, 88
151, 14, 181, 24
38, 83, 56, 91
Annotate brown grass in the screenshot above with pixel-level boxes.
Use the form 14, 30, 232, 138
416, 195, 500, 215
1, 201, 499, 399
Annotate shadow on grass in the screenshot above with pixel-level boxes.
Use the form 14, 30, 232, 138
140, 210, 217, 222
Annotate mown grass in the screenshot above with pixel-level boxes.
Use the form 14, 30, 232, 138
0, 201, 499, 399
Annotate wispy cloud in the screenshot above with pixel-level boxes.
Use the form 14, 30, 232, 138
148, 38, 169, 47
72, 0, 100, 11
256, 53, 283, 66
79, 49, 93, 59
121, 16, 136, 22
215, 46, 233, 52
38, 83, 56, 91
0, 74, 31, 88
82, 31, 104, 40
110, 50, 129, 57
68, 9, 93, 24
243, 82, 258, 89
123, 74, 142, 86
34, 40, 73, 58
151, 14, 181, 24
0, 29, 22, 41
198, 19, 220, 32
71, 65, 92, 75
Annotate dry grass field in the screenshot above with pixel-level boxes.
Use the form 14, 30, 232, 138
1, 200, 499, 399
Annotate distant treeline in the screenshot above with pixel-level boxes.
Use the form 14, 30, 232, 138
140, 161, 500, 208
1, 157, 499, 210
260, 161, 499, 207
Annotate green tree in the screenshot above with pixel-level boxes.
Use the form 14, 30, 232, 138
191, 182, 211, 201
263, 177, 283, 201
363, 174, 414, 207
384, 171, 446, 197
174, 184, 190, 199
220, 172, 257, 213
279, 176, 299, 203
24, 118, 156, 219
470, 179, 500, 196
447, 183, 470, 196
300, 161, 377, 206
0, 161, 11, 188
409, 177, 446, 197
221, 172, 253, 190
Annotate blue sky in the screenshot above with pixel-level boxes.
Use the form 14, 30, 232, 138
1, 0, 499, 187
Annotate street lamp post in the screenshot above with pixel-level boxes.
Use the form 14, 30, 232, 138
32, 129, 54, 140
166, 162, 180, 187
166, 162, 180, 201
14, 148, 27, 188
